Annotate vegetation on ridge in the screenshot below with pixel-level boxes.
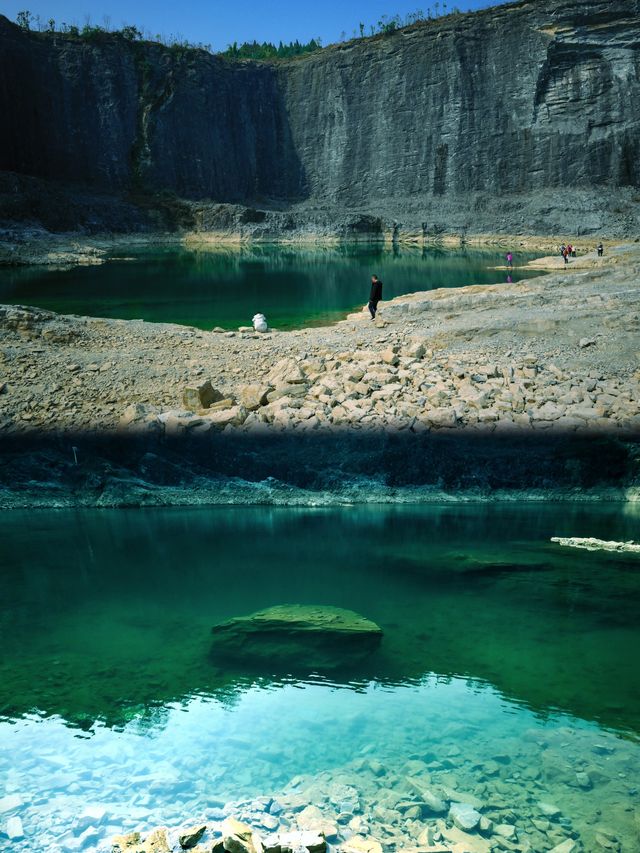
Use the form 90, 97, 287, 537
14, 5, 464, 61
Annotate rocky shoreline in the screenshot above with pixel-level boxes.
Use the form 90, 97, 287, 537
5, 691, 638, 853
1, 242, 640, 506
10, 711, 635, 853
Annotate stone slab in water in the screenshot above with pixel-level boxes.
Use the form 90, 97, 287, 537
210, 604, 383, 671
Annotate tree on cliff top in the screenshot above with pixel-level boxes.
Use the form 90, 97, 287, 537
15, 4, 464, 57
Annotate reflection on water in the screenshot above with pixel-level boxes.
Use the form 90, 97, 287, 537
1, 504, 639, 850
0, 244, 544, 329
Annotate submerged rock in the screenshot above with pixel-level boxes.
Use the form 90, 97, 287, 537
210, 604, 383, 671
449, 802, 482, 832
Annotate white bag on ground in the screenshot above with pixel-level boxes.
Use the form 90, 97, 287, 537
252, 313, 268, 333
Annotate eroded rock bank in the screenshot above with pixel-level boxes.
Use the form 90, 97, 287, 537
1, 245, 640, 506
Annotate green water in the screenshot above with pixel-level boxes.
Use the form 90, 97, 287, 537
0, 244, 542, 329
1, 504, 639, 850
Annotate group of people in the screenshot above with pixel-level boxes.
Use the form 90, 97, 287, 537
560, 242, 604, 263
366, 239, 606, 320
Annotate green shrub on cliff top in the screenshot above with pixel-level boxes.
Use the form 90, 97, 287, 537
15, 4, 463, 57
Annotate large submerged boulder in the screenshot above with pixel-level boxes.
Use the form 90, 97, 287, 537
210, 604, 383, 672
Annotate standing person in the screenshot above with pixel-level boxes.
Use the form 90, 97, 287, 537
506, 251, 513, 269
598, 243, 604, 257
368, 274, 383, 320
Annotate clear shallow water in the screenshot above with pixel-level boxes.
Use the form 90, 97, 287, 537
0, 244, 543, 329
1, 504, 640, 851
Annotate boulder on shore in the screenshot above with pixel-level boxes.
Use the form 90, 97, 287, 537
210, 604, 383, 671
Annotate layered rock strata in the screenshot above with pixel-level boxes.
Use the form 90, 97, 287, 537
1, 0, 639, 236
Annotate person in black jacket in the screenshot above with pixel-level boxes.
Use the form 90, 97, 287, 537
368, 274, 383, 319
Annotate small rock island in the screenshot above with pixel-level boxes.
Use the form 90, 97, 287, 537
210, 605, 384, 671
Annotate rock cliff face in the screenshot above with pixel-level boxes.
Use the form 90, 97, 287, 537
1, 0, 639, 234
0, 18, 305, 202
279, 0, 640, 202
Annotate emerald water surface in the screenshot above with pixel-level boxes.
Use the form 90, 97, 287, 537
1, 504, 640, 851
0, 245, 542, 329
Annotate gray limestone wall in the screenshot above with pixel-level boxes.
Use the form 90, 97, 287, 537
0, 0, 639, 228
279, 0, 640, 204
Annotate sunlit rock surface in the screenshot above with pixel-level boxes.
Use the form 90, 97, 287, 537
210, 605, 383, 671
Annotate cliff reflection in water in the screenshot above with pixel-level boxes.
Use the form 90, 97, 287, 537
0, 244, 544, 330
1, 503, 639, 735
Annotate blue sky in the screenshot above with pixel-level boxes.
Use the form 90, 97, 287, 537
4, 1, 510, 50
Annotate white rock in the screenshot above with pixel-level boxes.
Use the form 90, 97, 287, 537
548, 840, 577, 853
278, 831, 326, 853
449, 802, 482, 832
0, 797, 23, 815
494, 824, 517, 840
425, 407, 457, 428
204, 406, 247, 428
75, 806, 108, 833
6, 816, 24, 841
538, 802, 561, 819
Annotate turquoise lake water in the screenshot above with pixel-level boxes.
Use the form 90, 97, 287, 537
1, 503, 639, 851
0, 245, 542, 329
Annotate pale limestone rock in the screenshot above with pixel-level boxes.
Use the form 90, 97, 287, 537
267, 359, 306, 386
551, 536, 640, 553
425, 407, 457, 428
477, 409, 499, 423
208, 398, 236, 412
449, 802, 482, 832
204, 405, 247, 429
0, 796, 23, 815
554, 416, 587, 431
119, 402, 160, 430
113, 829, 171, 852
278, 831, 326, 853
381, 348, 400, 366
531, 402, 566, 421
478, 816, 493, 835
341, 836, 383, 853
297, 806, 324, 828
252, 833, 266, 853
183, 380, 222, 411
404, 342, 426, 359
222, 818, 254, 850
237, 384, 272, 411
537, 802, 561, 819
494, 824, 517, 841
442, 788, 484, 810
76, 805, 108, 832
346, 368, 365, 382
548, 840, 577, 853
6, 816, 24, 841
267, 383, 308, 402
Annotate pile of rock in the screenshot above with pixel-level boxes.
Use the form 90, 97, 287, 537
112, 816, 329, 853
120, 348, 640, 438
